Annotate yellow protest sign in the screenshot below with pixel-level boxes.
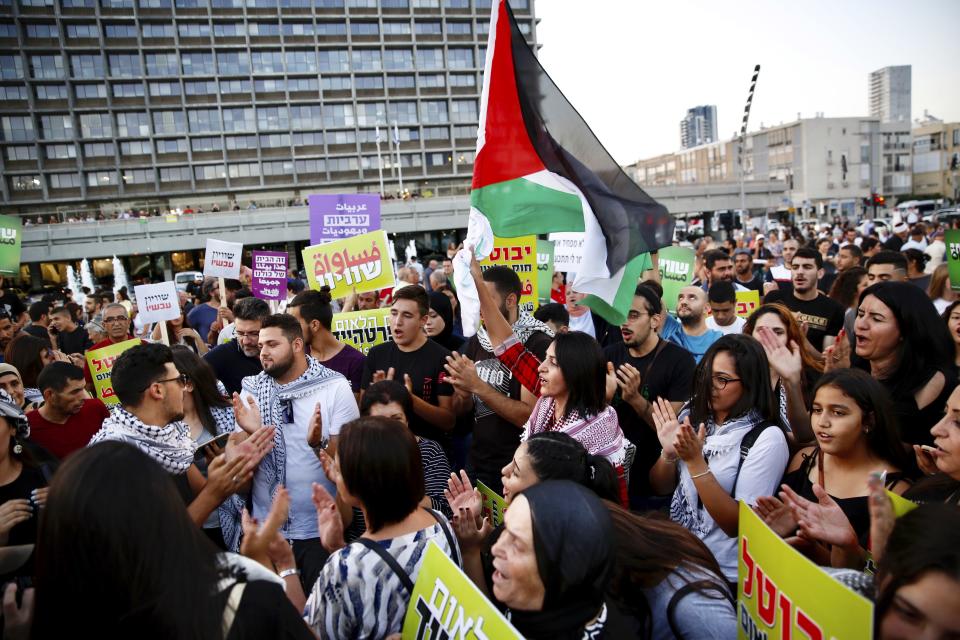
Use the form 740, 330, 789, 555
885, 489, 917, 518
402, 542, 522, 640
736, 290, 761, 318
85, 339, 141, 406
330, 308, 393, 356
480, 236, 538, 315
302, 229, 395, 298
476, 480, 507, 528
738, 501, 873, 640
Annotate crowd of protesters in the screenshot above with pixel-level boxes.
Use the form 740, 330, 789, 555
0, 209, 957, 639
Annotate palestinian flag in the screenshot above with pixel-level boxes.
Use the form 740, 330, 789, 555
470, 0, 674, 325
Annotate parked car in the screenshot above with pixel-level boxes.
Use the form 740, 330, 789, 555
174, 271, 203, 292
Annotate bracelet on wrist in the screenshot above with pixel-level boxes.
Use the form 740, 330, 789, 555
661, 451, 678, 464
690, 469, 712, 480
278, 568, 299, 579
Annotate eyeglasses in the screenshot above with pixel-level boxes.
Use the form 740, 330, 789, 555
235, 330, 260, 340
711, 375, 742, 390
151, 374, 189, 389
102, 315, 128, 324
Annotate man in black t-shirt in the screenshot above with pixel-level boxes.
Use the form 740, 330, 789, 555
605, 285, 695, 508
361, 286, 454, 444
0, 276, 27, 332
733, 249, 763, 291
50, 306, 92, 355
450, 266, 552, 494
764, 247, 845, 353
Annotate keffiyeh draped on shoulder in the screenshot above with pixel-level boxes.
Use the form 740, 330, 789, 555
88, 407, 195, 475
522, 396, 625, 465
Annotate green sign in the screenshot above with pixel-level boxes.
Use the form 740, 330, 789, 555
402, 542, 523, 639
0, 215, 23, 276
476, 480, 507, 528
657, 246, 696, 312
947, 230, 960, 292
536, 239, 554, 305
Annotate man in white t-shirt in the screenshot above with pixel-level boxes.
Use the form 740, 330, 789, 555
705, 281, 746, 336
236, 313, 359, 591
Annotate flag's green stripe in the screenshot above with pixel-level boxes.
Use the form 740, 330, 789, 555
580, 252, 653, 326
470, 176, 585, 237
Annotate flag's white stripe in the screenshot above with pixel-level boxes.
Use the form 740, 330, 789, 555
475, 0, 500, 157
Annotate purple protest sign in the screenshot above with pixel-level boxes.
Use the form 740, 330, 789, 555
309, 194, 381, 244
251, 251, 287, 301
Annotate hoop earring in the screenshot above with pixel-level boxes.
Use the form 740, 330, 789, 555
13, 442, 23, 455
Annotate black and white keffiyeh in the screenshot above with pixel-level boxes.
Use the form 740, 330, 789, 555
88, 407, 195, 475
475, 312, 553, 354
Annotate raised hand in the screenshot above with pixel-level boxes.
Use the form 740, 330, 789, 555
312, 482, 345, 553
823, 330, 850, 373
451, 504, 492, 552
651, 397, 683, 458
867, 474, 896, 564
780, 483, 857, 549
753, 495, 798, 537
232, 393, 264, 434
444, 353, 482, 395
306, 403, 324, 449
317, 448, 340, 486
913, 444, 939, 477
240, 486, 290, 569
755, 326, 802, 384
673, 422, 706, 464
616, 363, 643, 405
205, 452, 253, 503
227, 425, 276, 473
604, 362, 617, 404
444, 470, 481, 516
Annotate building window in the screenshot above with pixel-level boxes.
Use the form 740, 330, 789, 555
388, 101, 418, 124
44, 143, 77, 158
49, 172, 82, 189
387, 74, 415, 89
319, 50, 350, 73
25, 23, 59, 38
0, 86, 27, 101
356, 102, 385, 127
322, 75, 352, 91
446, 21, 471, 35
122, 168, 151, 183
80, 113, 113, 137
112, 82, 145, 97
317, 22, 346, 36
289, 105, 321, 130
185, 80, 218, 95
104, 23, 137, 38
30, 55, 65, 79
262, 160, 293, 176
422, 125, 446, 140
83, 142, 114, 157
419, 73, 444, 88
40, 115, 73, 139
5, 146, 37, 161
0, 24, 15, 38
152, 111, 185, 135
420, 100, 448, 124
194, 164, 226, 181
285, 50, 317, 73
143, 22, 174, 37
75, 83, 107, 99
354, 75, 383, 90
149, 81, 180, 96
447, 48, 473, 69
188, 108, 221, 133
220, 79, 251, 94
323, 104, 355, 128
296, 158, 327, 174
213, 23, 244, 37
453, 124, 474, 138
416, 48, 443, 69
120, 139, 151, 155
250, 51, 284, 74
217, 52, 250, 75
255, 78, 286, 93
10, 175, 41, 191
2, 116, 34, 141
225, 134, 256, 150
383, 21, 411, 35
292, 131, 323, 147
449, 73, 475, 87
155, 138, 187, 153
228, 162, 258, 178
71, 55, 105, 79
116, 112, 150, 137
191, 136, 221, 152
181, 52, 215, 76
178, 22, 210, 37
383, 49, 414, 71
257, 106, 289, 131
415, 21, 441, 35
223, 107, 255, 132
248, 22, 281, 37
35, 84, 68, 100
108, 53, 141, 77
259, 133, 289, 148
351, 49, 382, 72
350, 22, 379, 37
450, 99, 477, 123
326, 129, 356, 145
282, 21, 315, 36
86, 170, 118, 187
287, 78, 318, 93
160, 166, 191, 181
65, 23, 98, 38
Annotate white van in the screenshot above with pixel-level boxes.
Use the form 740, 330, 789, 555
174, 271, 203, 292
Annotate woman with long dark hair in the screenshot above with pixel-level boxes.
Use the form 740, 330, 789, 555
828, 266, 869, 311
152, 310, 208, 355
0, 389, 47, 551
28, 442, 313, 638
171, 345, 235, 548
756, 369, 912, 564
3, 334, 58, 408
649, 334, 789, 585
942, 300, 960, 373
840, 282, 957, 445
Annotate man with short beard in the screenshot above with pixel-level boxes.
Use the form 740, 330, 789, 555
605, 285, 695, 508
733, 249, 763, 291
660, 286, 721, 363
237, 313, 359, 592
203, 297, 269, 395
765, 237, 799, 297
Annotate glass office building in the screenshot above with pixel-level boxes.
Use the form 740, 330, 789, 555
0, 0, 537, 212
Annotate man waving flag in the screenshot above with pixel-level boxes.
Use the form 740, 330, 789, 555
468, 0, 674, 325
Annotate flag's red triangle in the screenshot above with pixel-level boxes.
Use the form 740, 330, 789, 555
472, 0, 545, 190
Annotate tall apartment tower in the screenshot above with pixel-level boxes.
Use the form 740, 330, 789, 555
868, 65, 911, 124
680, 105, 717, 149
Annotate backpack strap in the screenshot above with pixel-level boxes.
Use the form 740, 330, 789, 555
423, 507, 461, 567
732, 421, 778, 497
355, 538, 415, 594
220, 581, 247, 639
666, 579, 736, 639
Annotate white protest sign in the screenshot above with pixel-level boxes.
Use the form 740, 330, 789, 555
134, 281, 180, 324
203, 239, 243, 279
548, 232, 585, 272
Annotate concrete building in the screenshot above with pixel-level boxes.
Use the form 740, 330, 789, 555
628, 115, 881, 219
680, 104, 717, 149
912, 114, 960, 200
0, 0, 538, 217
868, 65, 912, 197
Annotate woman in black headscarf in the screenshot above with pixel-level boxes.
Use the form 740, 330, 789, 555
490, 480, 614, 639
426, 291, 464, 352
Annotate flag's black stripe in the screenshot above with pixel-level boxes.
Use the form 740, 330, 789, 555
738, 65, 761, 167
504, 4, 673, 276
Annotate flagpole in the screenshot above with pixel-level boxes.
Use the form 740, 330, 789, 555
375, 124, 385, 197
393, 121, 404, 196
